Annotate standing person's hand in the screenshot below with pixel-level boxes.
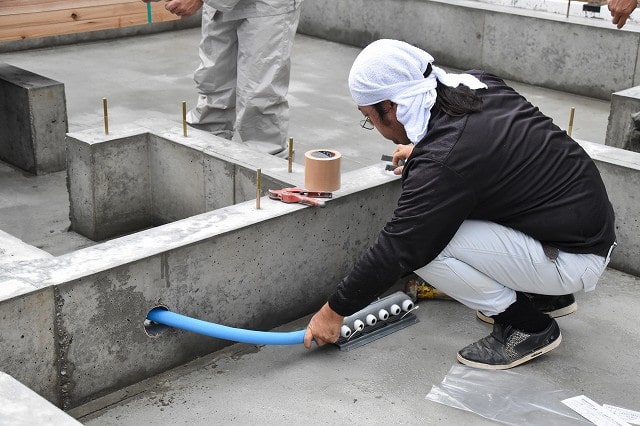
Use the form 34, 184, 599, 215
303, 303, 343, 349
153, 0, 203, 17
609, 0, 637, 29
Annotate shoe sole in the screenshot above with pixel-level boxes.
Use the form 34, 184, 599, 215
476, 302, 578, 324
456, 332, 562, 370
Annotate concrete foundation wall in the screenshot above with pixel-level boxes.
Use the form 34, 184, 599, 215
606, 86, 640, 150
149, 136, 205, 223
55, 183, 398, 408
67, 127, 289, 241
0, 284, 59, 405
0, 122, 402, 409
0, 63, 67, 175
298, 0, 640, 100
579, 140, 640, 277
66, 130, 151, 240
2, 175, 399, 409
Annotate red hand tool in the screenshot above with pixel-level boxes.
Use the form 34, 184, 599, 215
268, 187, 332, 207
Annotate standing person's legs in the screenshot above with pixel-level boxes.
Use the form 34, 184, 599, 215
234, 7, 302, 155
187, 5, 240, 139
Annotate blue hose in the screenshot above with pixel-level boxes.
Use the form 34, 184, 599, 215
146, 307, 305, 345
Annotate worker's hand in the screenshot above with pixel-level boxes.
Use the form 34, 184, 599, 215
609, 0, 637, 29
164, 0, 203, 17
303, 303, 343, 349
391, 143, 414, 175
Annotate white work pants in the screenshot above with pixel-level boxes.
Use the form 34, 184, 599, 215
187, 3, 301, 155
414, 220, 611, 317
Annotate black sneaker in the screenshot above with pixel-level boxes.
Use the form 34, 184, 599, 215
477, 293, 577, 324
457, 319, 562, 370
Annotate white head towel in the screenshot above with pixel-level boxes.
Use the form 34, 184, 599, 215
348, 39, 487, 143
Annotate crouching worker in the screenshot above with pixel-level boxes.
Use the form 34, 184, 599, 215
303, 39, 616, 369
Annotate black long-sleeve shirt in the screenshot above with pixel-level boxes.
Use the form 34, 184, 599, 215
328, 71, 616, 316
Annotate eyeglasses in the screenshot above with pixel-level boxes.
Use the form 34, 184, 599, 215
360, 116, 374, 130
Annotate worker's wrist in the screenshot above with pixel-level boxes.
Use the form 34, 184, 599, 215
322, 302, 344, 321
327, 295, 348, 317
321, 302, 343, 321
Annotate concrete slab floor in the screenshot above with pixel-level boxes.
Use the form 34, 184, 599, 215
1, 29, 635, 424
74, 268, 640, 425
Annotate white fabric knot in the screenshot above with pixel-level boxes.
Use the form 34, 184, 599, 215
348, 39, 487, 143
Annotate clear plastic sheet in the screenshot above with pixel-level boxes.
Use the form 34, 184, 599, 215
426, 365, 592, 425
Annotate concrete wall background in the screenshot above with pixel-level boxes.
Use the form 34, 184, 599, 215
298, 0, 640, 100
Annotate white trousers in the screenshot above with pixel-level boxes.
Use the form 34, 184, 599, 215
414, 220, 611, 316
187, 3, 301, 154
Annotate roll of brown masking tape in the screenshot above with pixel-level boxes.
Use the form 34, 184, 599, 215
304, 149, 341, 191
